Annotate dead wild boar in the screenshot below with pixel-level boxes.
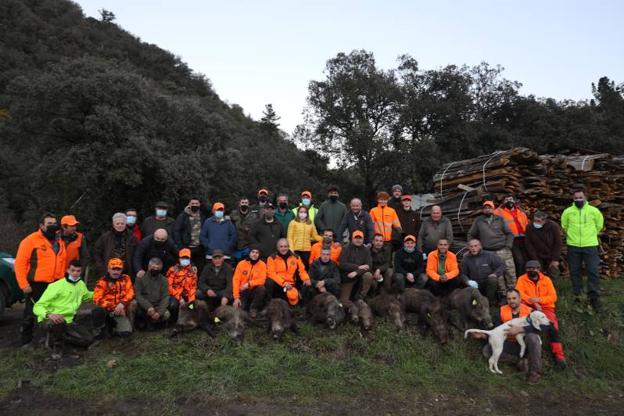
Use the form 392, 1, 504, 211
402, 288, 449, 344
343, 301, 360, 325
354, 299, 373, 331
214, 305, 251, 343
368, 292, 405, 329
263, 298, 298, 340
306, 292, 345, 329
171, 300, 210, 337
446, 287, 494, 330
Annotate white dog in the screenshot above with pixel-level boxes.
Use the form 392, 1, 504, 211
464, 310, 551, 374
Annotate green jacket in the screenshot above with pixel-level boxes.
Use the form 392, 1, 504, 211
134, 271, 169, 315
561, 202, 604, 247
33, 277, 93, 323
315, 200, 347, 234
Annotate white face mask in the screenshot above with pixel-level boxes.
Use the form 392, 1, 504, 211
156, 209, 167, 217
126, 215, 137, 226
68, 274, 81, 282
180, 259, 191, 267
298, 212, 308, 220
533, 222, 544, 229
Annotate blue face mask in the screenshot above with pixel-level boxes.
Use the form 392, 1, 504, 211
126, 215, 137, 226
156, 209, 167, 217
180, 259, 191, 267
302, 198, 311, 206
533, 222, 543, 229
215, 211, 224, 219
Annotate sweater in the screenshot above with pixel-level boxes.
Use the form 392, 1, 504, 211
417, 217, 454, 254
200, 216, 237, 255
467, 215, 514, 251
525, 220, 562, 263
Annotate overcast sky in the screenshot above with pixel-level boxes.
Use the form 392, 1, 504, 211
76, 0, 624, 134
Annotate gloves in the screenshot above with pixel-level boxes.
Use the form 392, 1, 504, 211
467, 280, 479, 289
422, 253, 427, 261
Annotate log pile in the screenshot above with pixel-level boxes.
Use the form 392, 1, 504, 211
420, 147, 624, 278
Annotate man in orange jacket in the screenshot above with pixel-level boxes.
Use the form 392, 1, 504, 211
15, 213, 67, 345
266, 239, 311, 306
369, 192, 402, 245
516, 260, 566, 367
92, 258, 136, 338
232, 247, 267, 317
425, 239, 460, 296
166, 248, 198, 323
60, 215, 89, 270
309, 228, 342, 265
494, 195, 529, 275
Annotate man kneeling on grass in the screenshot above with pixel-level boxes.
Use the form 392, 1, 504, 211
33, 260, 95, 358
132, 257, 170, 329
92, 258, 136, 338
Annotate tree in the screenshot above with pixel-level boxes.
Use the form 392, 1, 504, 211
303, 50, 401, 203
98, 9, 116, 23
260, 104, 280, 134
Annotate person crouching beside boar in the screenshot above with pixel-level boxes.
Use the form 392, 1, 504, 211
92, 258, 136, 338
232, 247, 268, 318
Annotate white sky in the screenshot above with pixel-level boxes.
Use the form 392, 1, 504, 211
76, 0, 624, 134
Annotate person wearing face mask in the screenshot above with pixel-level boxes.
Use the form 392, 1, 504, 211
291, 191, 318, 223
229, 197, 259, 262
197, 249, 233, 312
370, 192, 402, 247
250, 203, 285, 259
516, 260, 566, 368
60, 215, 89, 271
125, 208, 142, 242
468, 200, 515, 302
250, 188, 271, 215
525, 211, 562, 282
140, 201, 175, 238
232, 247, 267, 317
561, 190, 604, 311
337, 198, 375, 245
92, 258, 136, 338
15, 212, 67, 345
393, 235, 426, 293
173, 197, 207, 272
287, 206, 322, 268
424, 239, 460, 297
132, 257, 170, 329
200, 202, 237, 262
133, 229, 178, 280
315, 185, 347, 237
33, 260, 95, 357
94, 213, 138, 277
309, 229, 342, 265
274, 193, 295, 230
494, 195, 529, 276
166, 248, 198, 323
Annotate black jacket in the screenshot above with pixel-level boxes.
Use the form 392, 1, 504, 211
198, 262, 233, 299
460, 250, 505, 284
172, 209, 206, 249
394, 248, 424, 276
309, 259, 341, 287
132, 235, 178, 274
249, 219, 285, 258
339, 243, 372, 276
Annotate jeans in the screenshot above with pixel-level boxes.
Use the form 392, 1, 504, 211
567, 245, 600, 299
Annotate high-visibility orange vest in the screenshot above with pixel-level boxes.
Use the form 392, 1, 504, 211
369, 206, 401, 241
494, 207, 528, 237
64, 232, 84, 269
500, 303, 532, 323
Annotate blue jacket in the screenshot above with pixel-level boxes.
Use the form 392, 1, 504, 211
200, 217, 237, 255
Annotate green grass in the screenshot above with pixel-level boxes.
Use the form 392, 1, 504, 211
1, 280, 623, 407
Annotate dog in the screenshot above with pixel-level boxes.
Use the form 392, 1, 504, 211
464, 310, 551, 374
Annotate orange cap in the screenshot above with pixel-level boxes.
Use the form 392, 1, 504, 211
352, 230, 364, 239
61, 215, 79, 226
482, 200, 495, 209
301, 191, 312, 198
108, 258, 124, 269
403, 234, 416, 243
258, 188, 269, 196
179, 248, 191, 258
401, 194, 412, 201
212, 202, 225, 212
286, 287, 300, 306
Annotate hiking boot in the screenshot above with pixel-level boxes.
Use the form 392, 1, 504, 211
589, 298, 602, 312
516, 358, 529, 373
555, 359, 567, 370
527, 372, 541, 384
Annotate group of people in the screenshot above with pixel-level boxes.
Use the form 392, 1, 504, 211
14, 185, 603, 381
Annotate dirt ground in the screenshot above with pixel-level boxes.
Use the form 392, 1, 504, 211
1, 304, 622, 416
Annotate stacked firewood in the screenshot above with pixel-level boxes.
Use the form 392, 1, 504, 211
420, 148, 624, 278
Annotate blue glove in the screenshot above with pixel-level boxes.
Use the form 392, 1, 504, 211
422, 253, 427, 261
467, 280, 479, 289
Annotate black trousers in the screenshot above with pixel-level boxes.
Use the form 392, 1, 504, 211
21, 282, 49, 344
239, 286, 268, 311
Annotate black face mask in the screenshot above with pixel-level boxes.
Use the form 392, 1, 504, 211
527, 271, 539, 280
329, 195, 338, 202
258, 196, 268, 203
574, 200, 585, 208
278, 202, 287, 209
43, 224, 59, 239
505, 201, 515, 209
154, 240, 165, 247
240, 205, 249, 213
190, 206, 200, 213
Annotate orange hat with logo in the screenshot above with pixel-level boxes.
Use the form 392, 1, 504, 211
108, 258, 124, 269
212, 202, 225, 212
258, 188, 269, 196
403, 234, 416, 243
301, 191, 312, 198
179, 248, 191, 258
482, 200, 495, 209
352, 230, 364, 239
286, 287, 300, 306
61, 215, 80, 226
